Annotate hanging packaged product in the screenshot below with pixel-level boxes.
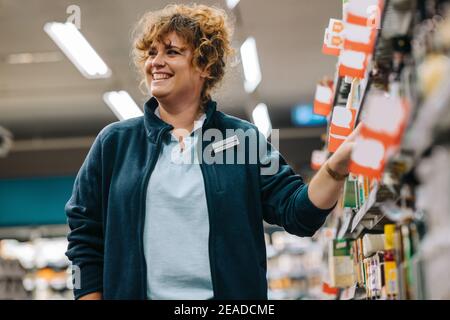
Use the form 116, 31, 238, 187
359, 85, 410, 150
329, 238, 355, 288
330, 107, 357, 137
328, 109, 354, 152
322, 19, 344, 56
344, 0, 384, 29
310, 149, 328, 171
344, 22, 378, 53
313, 84, 334, 116
328, 132, 347, 153
328, 78, 358, 152
329, 17, 345, 33
349, 134, 386, 179
323, 29, 343, 56
349, 87, 388, 178
338, 49, 370, 78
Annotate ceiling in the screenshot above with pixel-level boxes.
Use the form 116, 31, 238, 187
0, 0, 340, 177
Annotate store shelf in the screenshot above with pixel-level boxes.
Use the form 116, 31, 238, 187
340, 183, 397, 239
353, 286, 368, 300
319, 0, 450, 301
337, 209, 353, 239
350, 184, 379, 232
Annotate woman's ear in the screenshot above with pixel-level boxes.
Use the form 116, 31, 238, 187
200, 68, 209, 79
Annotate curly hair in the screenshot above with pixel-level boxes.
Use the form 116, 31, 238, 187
132, 4, 235, 105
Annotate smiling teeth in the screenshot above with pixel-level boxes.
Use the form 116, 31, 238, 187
153, 74, 171, 80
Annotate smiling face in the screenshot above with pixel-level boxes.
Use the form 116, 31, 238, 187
144, 32, 206, 106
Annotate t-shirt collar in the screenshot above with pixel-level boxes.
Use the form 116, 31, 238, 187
154, 106, 206, 138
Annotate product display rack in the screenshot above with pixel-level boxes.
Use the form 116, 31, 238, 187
314, 0, 450, 300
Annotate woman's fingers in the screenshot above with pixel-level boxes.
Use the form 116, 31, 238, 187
346, 122, 363, 142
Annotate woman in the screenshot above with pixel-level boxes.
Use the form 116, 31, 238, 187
65, 4, 358, 300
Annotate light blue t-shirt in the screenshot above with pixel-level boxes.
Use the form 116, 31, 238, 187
143, 108, 214, 300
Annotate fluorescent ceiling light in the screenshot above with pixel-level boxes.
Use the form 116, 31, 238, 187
103, 91, 143, 121
252, 103, 272, 138
226, 0, 240, 9
6, 52, 63, 64
240, 37, 262, 93
44, 22, 111, 79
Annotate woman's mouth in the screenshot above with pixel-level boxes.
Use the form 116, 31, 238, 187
152, 72, 173, 82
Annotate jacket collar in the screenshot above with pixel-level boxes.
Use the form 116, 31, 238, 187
143, 96, 217, 142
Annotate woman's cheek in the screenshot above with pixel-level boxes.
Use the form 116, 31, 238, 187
144, 59, 152, 74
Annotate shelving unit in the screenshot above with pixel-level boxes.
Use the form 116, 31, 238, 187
313, 0, 450, 300
344, 183, 397, 238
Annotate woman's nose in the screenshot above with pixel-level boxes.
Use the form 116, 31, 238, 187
151, 53, 166, 68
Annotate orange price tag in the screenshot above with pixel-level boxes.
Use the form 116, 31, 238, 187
343, 23, 377, 53
338, 49, 369, 78
346, 0, 384, 28
349, 135, 386, 179
360, 90, 410, 148
329, 18, 345, 33
330, 106, 357, 137
314, 84, 333, 116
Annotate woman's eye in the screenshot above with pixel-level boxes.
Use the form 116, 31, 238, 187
168, 49, 179, 55
148, 50, 157, 56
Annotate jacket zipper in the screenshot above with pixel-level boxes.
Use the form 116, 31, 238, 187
139, 126, 171, 299
198, 132, 218, 299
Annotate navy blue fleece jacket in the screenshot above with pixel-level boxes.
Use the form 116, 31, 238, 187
65, 97, 334, 299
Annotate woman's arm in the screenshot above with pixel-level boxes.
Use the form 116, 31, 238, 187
308, 124, 361, 209
259, 124, 361, 237
66, 131, 106, 300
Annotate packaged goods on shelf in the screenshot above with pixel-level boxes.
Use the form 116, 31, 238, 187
312, 0, 450, 300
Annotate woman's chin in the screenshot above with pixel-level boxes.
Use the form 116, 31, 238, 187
150, 88, 169, 99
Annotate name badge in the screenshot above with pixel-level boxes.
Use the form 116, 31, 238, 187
212, 135, 240, 154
